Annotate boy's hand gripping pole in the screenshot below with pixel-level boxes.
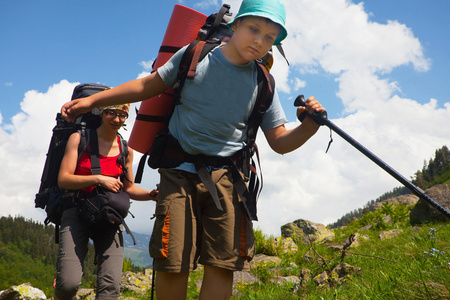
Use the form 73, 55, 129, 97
294, 95, 450, 220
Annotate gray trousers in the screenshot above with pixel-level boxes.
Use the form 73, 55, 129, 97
54, 207, 124, 300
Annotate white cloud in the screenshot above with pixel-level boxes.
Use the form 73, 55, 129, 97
0, 80, 77, 221
293, 77, 306, 91
137, 71, 151, 79
139, 60, 154, 71
272, 0, 430, 96
194, 0, 221, 10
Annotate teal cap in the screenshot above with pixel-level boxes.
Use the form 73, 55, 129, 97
228, 0, 287, 45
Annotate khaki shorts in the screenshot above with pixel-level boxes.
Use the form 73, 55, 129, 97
149, 168, 255, 272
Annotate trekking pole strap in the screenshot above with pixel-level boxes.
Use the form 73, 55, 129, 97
122, 220, 136, 245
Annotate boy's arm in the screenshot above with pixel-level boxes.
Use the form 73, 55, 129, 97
61, 72, 168, 122
264, 96, 325, 154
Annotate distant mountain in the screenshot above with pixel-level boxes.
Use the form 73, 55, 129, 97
124, 231, 150, 251
123, 231, 152, 268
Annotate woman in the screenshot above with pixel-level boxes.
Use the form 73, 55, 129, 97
54, 103, 158, 300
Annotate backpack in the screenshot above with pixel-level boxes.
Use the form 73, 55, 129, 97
74, 127, 136, 247
134, 4, 284, 220
35, 83, 129, 243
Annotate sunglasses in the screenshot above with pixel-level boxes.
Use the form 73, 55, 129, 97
104, 109, 128, 120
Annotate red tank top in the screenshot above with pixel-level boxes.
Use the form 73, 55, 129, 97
75, 136, 124, 194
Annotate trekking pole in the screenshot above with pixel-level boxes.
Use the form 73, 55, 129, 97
294, 95, 450, 220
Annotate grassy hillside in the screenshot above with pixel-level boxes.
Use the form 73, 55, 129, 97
226, 203, 450, 299
124, 247, 152, 269
120, 202, 450, 299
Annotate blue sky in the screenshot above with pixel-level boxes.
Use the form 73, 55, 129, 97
1, 0, 449, 236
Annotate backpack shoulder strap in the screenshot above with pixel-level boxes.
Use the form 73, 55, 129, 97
246, 62, 275, 148
117, 133, 132, 183
117, 133, 129, 160
172, 40, 220, 106
77, 125, 89, 162
87, 128, 102, 175
234, 62, 275, 221
86, 129, 130, 182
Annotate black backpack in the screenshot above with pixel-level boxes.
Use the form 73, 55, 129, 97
74, 127, 137, 248
134, 4, 279, 221
35, 83, 128, 242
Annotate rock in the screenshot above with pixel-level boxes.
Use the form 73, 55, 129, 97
378, 229, 403, 240
292, 268, 312, 295
325, 232, 369, 250
271, 275, 300, 286
299, 268, 311, 288
314, 271, 330, 289
352, 233, 370, 247
313, 263, 361, 289
75, 288, 94, 300
357, 224, 372, 232
329, 263, 361, 285
250, 253, 282, 268
410, 183, 450, 224
281, 219, 335, 244
233, 271, 260, 285
373, 194, 419, 210
120, 271, 152, 295
232, 271, 260, 297
275, 237, 298, 254
0, 283, 46, 300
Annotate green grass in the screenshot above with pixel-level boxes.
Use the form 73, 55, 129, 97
231, 205, 450, 299
235, 205, 450, 300
125, 204, 450, 299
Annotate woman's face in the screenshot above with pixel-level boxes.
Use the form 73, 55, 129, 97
102, 109, 128, 131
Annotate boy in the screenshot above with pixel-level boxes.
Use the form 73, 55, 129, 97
61, 0, 326, 298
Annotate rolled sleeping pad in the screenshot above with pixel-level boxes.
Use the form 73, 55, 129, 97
128, 4, 207, 154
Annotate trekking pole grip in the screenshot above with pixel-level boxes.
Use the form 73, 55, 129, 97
294, 95, 328, 126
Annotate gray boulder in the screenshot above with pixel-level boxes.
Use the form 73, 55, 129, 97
410, 183, 450, 224
281, 219, 335, 244
0, 283, 46, 300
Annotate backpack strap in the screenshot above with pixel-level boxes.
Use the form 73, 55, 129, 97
87, 129, 102, 175
87, 129, 129, 179
172, 40, 219, 106
117, 134, 131, 183
198, 4, 232, 42
232, 62, 275, 221
246, 63, 275, 151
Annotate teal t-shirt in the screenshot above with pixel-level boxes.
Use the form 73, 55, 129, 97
157, 45, 287, 157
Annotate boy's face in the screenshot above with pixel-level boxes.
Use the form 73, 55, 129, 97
228, 16, 281, 64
